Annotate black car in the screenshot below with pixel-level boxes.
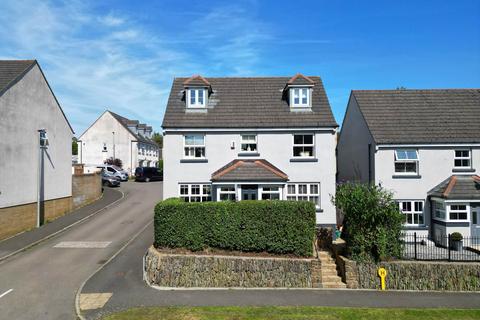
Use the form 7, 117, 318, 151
135, 167, 163, 182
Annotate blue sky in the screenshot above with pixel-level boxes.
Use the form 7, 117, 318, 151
1, 0, 479, 135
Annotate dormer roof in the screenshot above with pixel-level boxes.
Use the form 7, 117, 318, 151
287, 73, 315, 86
183, 75, 211, 87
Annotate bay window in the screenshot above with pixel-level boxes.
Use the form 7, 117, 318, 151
219, 186, 236, 201
260, 186, 280, 200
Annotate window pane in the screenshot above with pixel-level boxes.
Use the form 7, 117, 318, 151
395, 162, 405, 173
293, 146, 303, 157
190, 89, 196, 104
303, 146, 313, 157
414, 201, 423, 212
286, 196, 296, 201
198, 89, 204, 104
203, 185, 211, 195
294, 135, 303, 145
303, 135, 313, 144
309, 196, 319, 204
407, 214, 412, 224
287, 185, 295, 194
301, 89, 308, 104
299, 184, 307, 194
395, 150, 407, 160
185, 135, 195, 145
405, 162, 417, 173
194, 147, 205, 158
310, 184, 319, 194
405, 150, 418, 160
180, 185, 188, 195
191, 185, 200, 194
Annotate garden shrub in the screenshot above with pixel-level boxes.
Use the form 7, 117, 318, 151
332, 183, 404, 262
154, 198, 316, 257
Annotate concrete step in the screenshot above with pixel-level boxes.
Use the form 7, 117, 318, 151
320, 265, 338, 272
322, 275, 342, 282
322, 282, 347, 289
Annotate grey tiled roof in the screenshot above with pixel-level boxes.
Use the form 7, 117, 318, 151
428, 175, 480, 200
162, 76, 338, 129
109, 111, 158, 146
352, 89, 480, 144
211, 159, 288, 182
0, 60, 36, 95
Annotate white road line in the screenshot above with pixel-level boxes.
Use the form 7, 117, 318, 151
0, 289, 13, 299
54, 241, 112, 249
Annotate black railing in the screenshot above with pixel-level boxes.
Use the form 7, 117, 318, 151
402, 233, 480, 262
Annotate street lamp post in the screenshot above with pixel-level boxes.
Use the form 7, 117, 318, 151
37, 129, 49, 228
112, 131, 116, 160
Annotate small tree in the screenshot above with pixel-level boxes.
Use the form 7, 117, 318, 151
152, 132, 163, 148
72, 137, 78, 155
332, 183, 404, 262
105, 157, 123, 168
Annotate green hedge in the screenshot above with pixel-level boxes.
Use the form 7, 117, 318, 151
154, 198, 316, 257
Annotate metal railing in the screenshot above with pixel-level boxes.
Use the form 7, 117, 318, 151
402, 233, 480, 262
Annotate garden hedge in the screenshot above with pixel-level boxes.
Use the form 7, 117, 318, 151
154, 198, 316, 257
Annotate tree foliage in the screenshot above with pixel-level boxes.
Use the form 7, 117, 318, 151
152, 132, 163, 148
72, 137, 78, 155
333, 183, 404, 262
105, 157, 123, 168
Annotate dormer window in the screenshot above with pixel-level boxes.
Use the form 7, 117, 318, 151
291, 88, 310, 107
187, 89, 206, 108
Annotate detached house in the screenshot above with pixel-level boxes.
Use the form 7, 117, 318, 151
78, 111, 160, 175
162, 74, 339, 226
337, 89, 480, 240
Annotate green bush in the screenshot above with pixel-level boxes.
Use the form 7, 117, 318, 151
332, 183, 404, 262
450, 232, 463, 242
154, 199, 316, 257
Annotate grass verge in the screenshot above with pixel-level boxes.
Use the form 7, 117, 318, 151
101, 306, 480, 320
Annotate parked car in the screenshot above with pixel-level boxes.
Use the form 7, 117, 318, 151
135, 167, 163, 182
102, 170, 121, 187
97, 165, 128, 181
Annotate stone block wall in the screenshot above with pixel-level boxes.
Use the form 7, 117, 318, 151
72, 173, 102, 210
145, 246, 319, 288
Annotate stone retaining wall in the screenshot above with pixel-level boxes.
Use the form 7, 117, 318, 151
333, 253, 480, 291
72, 173, 102, 210
145, 246, 320, 288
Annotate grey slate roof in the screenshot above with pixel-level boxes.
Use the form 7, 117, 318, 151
428, 175, 480, 200
109, 111, 158, 146
0, 60, 36, 95
162, 76, 338, 129
211, 159, 288, 182
352, 89, 480, 144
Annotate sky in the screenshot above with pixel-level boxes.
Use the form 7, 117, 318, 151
1, 0, 479, 135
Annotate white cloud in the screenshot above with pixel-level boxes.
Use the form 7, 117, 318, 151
0, 1, 274, 133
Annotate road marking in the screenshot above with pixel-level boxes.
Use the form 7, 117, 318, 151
0, 289, 13, 299
54, 241, 111, 249
79, 293, 112, 310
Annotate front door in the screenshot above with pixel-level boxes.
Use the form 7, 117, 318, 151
241, 185, 258, 200
471, 207, 480, 244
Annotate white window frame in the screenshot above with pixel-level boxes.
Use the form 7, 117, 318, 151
240, 134, 258, 153
290, 87, 311, 108
286, 183, 320, 210
218, 185, 236, 201
187, 88, 206, 108
398, 200, 425, 226
260, 185, 281, 200
448, 204, 469, 221
183, 134, 206, 159
454, 149, 472, 169
292, 134, 315, 158
394, 149, 419, 175
179, 183, 212, 202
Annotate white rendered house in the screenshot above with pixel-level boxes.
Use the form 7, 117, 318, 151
162, 74, 339, 227
78, 111, 160, 175
337, 89, 480, 240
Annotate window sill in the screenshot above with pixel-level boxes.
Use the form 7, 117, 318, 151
290, 158, 318, 162
392, 174, 421, 179
238, 152, 260, 157
316, 208, 324, 213
452, 168, 476, 173
180, 159, 208, 163
403, 225, 428, 230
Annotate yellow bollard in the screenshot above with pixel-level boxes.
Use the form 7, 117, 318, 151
378, 267, 387, 291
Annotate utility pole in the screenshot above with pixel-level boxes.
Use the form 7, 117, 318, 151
37, 129, 48, 228
112, 131, 116, 160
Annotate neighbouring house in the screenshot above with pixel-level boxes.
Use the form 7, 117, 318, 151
0, 60, 74, 240
337, 89, 480, 240
162, 74, 339, 227
77, 111, 160, 175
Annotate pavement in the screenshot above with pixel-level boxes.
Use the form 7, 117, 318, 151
0, 187, 123, 262
0, 180, 162, 320
80, 214, 480, 320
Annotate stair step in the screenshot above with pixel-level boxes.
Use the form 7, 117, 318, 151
322, 282, 347, 289
322, 275, 342, 281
